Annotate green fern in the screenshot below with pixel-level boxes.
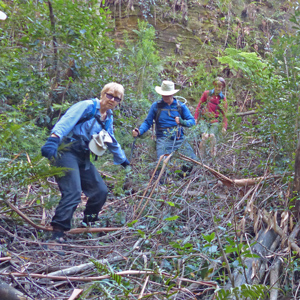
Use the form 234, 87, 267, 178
215, 283, 268, 300
92, 260, 122, 286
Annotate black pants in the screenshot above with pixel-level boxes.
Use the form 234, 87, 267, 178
51, 150, 108, 231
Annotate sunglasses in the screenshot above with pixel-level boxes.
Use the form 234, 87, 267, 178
106, 93, 122, 103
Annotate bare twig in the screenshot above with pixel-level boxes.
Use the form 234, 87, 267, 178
3, 270, 219, 287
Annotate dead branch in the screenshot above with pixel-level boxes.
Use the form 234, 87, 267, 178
0, 257, 11, 262
47, 255, 126, 277
262, 210, 300, 256
179, 154, 234, 186
227, 110, 257, 117
3, 271, 218, 287
4, 199, 122, 233
68, 289, 83, 300
179, 154, 280, 187
269, 258, 281, 300
67, 227, 123, 234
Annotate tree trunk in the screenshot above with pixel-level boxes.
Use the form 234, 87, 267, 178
293, 142, 300, 219
0, 282, 28, 300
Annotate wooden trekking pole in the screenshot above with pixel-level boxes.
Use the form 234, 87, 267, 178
134, 153, 167, 216
135, 153, 173, 219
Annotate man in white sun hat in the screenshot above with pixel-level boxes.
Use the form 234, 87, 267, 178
132, 80, 197, 163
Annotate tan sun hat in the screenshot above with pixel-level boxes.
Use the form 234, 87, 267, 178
89, 130, 113, 156
155, 80, 179, 96
0, 11, 7, 20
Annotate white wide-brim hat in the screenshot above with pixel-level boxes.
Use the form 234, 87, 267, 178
155, 80, 179, 96
89, 130, 113, 156
0, 11, 7, 20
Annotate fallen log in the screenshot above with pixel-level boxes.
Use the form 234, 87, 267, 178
262, 210, 300, 256
178, 154, 281, 187
3, 199, 123, 234
2, 270, 219, 287
0, 282, 29, 300
227, 110, 257, 117
225, 228, 278, 289
269, 258, 281, 300
47, 254, 126, 277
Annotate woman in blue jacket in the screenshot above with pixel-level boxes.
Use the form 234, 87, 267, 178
41, 82, 129, 243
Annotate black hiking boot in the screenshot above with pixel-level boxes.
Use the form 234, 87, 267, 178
43, 227, 66, 256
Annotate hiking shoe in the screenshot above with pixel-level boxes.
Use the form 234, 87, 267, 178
82, 214, 99, 224
44, 237, 65, 256
43, 229, 66, 256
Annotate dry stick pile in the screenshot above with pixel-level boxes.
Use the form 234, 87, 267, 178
0, 137, 298, 299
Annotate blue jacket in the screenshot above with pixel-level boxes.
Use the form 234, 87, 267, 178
139, 98, 195, 139
51, 99, 127, 165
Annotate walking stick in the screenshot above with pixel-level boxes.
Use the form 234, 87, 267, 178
134, 153, 173, 219
129, 137, 137, 162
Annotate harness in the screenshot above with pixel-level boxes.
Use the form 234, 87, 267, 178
63, 99, 110, 169
154, 100, 183, 132
76, 98, 98, 125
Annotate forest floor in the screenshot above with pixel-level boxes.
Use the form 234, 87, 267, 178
0, 129, 294, 299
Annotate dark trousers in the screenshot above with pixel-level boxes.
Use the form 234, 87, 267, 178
51, 150, 108, 231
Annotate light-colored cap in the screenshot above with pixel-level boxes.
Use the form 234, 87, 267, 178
0, 11, 7, 21
89, 130, 113, 156
155, 80, 179, 96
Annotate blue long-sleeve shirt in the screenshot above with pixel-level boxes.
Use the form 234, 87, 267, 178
139, 98, 195, 138
51, 99, 127, 165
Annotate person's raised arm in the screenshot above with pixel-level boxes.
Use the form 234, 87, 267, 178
51, 100, 95, 140
134, 103, 157, 137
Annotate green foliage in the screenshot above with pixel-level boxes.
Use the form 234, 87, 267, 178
121, 20, 163, 103
0, 111, 46, 156
216, 283, 268, 300
0, 0, 115, 125
0, 112, 67, 207
217, 44, 299, 164
217, 48, 269, 83
93, 261, 122, 285
137, 0, 156, 19
86, 260, 135, 299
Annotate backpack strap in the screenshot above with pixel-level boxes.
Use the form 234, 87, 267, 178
154, 99, 184, 131
205, 89, 224, 109
76, 98, 98, 125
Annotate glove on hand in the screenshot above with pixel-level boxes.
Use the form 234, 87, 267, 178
121, 158, 130, 168
41, 137, 60, 160
179, 117, 188, 126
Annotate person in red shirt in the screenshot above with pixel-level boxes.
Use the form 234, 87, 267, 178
194, 77, 227, 157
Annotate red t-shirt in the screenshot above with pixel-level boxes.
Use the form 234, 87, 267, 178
194, 90, 227, 129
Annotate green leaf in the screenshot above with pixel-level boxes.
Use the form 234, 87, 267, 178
165, 215, 179, 221
202, 232, 216, 243
127, 220, 138, 227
